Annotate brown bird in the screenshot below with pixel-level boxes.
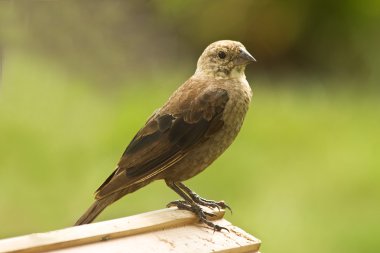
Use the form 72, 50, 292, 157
75, 40, 255, 231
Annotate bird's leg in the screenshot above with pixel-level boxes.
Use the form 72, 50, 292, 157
165, 182, 215, 217
177, 182, 232, 213
167, 200, 216, 218
165, 180, 228, 232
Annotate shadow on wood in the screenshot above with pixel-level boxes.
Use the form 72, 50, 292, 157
0, 207, 261, 253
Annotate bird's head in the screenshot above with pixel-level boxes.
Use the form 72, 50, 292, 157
195, 40, 255, 80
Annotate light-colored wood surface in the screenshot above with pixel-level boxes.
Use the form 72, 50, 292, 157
0, 208, 261, 253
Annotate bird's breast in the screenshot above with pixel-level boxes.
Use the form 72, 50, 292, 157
165, 79, 252, 181
216, 78, 252, 149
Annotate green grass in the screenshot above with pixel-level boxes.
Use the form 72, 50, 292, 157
0, 52, 379, 253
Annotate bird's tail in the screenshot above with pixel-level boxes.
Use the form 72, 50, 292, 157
74, 198, 111, 226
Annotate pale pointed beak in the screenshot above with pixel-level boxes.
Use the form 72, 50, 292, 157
234, 47, 256, 65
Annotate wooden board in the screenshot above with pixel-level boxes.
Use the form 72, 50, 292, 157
0, 208, 261, 253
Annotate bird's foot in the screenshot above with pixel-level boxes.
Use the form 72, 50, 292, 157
167, 200, 229, 232
167, 200, 216, 217
176, 183, 232, 213
190, 195, 232, 214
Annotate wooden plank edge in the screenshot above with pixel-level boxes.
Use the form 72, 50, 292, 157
0, 207, 225, 253
216, 243, 261, 253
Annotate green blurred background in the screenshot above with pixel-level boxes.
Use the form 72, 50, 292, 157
0, 1, 379, 252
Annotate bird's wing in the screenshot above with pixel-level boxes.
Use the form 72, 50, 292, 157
95, 86, 229, 199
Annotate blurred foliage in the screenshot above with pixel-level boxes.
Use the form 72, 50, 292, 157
0, 1, 380, 253
1, 0, 379, 85
1, 51, 379, 253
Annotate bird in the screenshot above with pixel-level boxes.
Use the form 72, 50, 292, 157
75, 40, 255, 231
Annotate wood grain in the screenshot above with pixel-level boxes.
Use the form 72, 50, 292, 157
0, 208, 260, 253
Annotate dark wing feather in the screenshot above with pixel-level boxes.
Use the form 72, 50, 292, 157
95, 87, 229, 199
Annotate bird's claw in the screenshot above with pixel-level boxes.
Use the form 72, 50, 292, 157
191, 196, 232, 214
167, 200, 216, 217
167, 200, 228, 232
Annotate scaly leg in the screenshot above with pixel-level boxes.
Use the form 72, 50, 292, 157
177, 182, 232, 213
165, 180, 228, 232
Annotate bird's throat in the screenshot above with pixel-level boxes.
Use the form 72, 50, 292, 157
230, 66, 247, 82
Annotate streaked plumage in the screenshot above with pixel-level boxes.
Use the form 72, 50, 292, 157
75, 40, 255, 230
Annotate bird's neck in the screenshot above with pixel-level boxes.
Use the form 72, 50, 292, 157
194, 66, 247, 82
229, 67, 247, 82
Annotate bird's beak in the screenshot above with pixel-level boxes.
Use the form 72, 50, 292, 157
234, 47, 256, 65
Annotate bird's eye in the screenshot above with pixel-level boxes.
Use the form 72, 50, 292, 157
218, 51, 226, 59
